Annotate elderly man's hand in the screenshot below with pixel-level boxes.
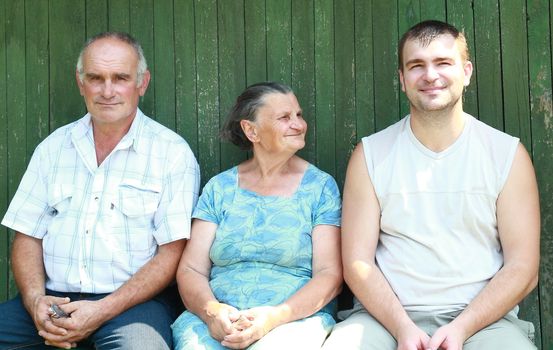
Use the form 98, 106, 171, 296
39, 299, 107, 348
26, 295, 75, 348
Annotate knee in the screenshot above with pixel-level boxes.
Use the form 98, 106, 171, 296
95, 322, 172, 350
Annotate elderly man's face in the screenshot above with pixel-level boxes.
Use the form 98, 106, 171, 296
76, 38, 150, 129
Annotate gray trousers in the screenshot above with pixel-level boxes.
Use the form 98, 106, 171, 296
322, 305, 535, 350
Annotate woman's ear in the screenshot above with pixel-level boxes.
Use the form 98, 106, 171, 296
240, 120, 258, 143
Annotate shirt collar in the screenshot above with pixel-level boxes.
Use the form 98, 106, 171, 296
70, 108, 146, 153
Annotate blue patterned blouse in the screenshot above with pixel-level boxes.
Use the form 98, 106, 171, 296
193, 164, 341, 315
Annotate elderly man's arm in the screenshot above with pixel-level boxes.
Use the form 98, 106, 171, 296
43, 239, 185, 345
341, 144, 430, 350
12, 233, 75, 347
428, 143, 540, 350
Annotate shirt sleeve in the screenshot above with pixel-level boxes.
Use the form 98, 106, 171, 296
313, 175, 341, 227
153, 144, 200, 244
192, 176, 221, 225
1, 145, 53, 238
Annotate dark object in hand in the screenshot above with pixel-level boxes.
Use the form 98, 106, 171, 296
49, 304, 69, 318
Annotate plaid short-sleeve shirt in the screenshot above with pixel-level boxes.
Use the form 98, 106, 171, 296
2, 109, 200, 293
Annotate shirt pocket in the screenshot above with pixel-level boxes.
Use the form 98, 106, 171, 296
112, 181, 162, 229
47, 184, 74, 217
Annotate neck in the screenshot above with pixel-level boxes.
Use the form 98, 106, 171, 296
92, 115, 135, 165
409, 104, 466, 152
248, 153, 296, 179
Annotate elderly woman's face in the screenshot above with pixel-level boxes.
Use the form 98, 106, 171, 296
252, 92, 307, 154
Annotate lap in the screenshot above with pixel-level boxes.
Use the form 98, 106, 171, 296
0, 288, 177, 350
322, 310, 395, 350
322, 307, 536, 350
249, 314, 333, 350
172, 311, 333, 350
463, 312, 536, 350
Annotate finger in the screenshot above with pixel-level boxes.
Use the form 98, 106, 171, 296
49, 296, 71, 305
51, 316, 76, 330
427, 334, 445, 350
44, 339, 73, 349
41, 318, 69, 336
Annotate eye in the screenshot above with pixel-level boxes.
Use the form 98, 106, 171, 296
279, 115, 290, 121
115, 74, 130, 81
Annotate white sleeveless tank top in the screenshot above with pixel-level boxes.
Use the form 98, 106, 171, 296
362, 113, 519, 313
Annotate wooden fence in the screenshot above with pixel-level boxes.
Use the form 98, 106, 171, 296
0, 0, 551, 348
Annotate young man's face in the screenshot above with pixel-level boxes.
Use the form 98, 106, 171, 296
399, 34, 472, 114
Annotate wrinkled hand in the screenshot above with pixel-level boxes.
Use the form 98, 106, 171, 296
205, 302, 242, 342
427, 322, 466, 350
27, 295, 75, 349
40, 300, 107, 348
396, 323, 430, 350
221, 306, 280, 349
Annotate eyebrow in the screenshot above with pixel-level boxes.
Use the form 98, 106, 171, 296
405, 56, 455, 66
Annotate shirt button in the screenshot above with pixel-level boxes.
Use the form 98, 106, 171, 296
94, 196, 99, 201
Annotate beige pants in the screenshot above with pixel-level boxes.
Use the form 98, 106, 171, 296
248, 315, 331, 350
322, 307, 536, 350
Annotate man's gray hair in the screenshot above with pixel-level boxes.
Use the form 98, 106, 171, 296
76, 32, 148, 86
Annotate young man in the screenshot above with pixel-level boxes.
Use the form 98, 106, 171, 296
323, 20, 540, 350
0, 32, 200, 349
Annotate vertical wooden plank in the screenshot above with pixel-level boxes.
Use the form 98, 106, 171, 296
420, 0, 446, 22
245, 0, 267, 85
473, 1, 503, 130
0, 0, 9, 302
528, 1, 552, 348
398, 0, 420, 119
130, 0, 155, 117
354, 0, 375, 139
49, 0, 86, 131
446, 0, 478, 117
86, 0, 108, 36
266, 0, 292, 84
314, 0, 335, 176
108, 0, 130, 32
499, 1, 531, 150
25, 0, 49, 152
153, 0, 176, 130
174, 0, 198, 155
195, 0, 220, 182
218, 0, 247, 170
6, 0, 26, 298
291, 0, 315, 163
334, 0, 355, 188
372, 1, 399, 131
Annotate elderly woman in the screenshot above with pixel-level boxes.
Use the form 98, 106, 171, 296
172, 82, 342, 350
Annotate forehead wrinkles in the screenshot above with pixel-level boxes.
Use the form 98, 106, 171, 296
83, 40, 138, 73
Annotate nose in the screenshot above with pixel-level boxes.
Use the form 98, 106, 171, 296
423, 66, 440, 82
101, 80, 115, 98
290, 115, 306, 130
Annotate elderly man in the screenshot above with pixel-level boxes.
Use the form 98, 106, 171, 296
0, 32, 200, 349
323, 20, 540, 350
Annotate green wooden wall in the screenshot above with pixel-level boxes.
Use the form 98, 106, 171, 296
1, 0, 552, 348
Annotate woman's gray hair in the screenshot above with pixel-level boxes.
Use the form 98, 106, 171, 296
220, 82, 293, 150
76, 32, 148, 86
